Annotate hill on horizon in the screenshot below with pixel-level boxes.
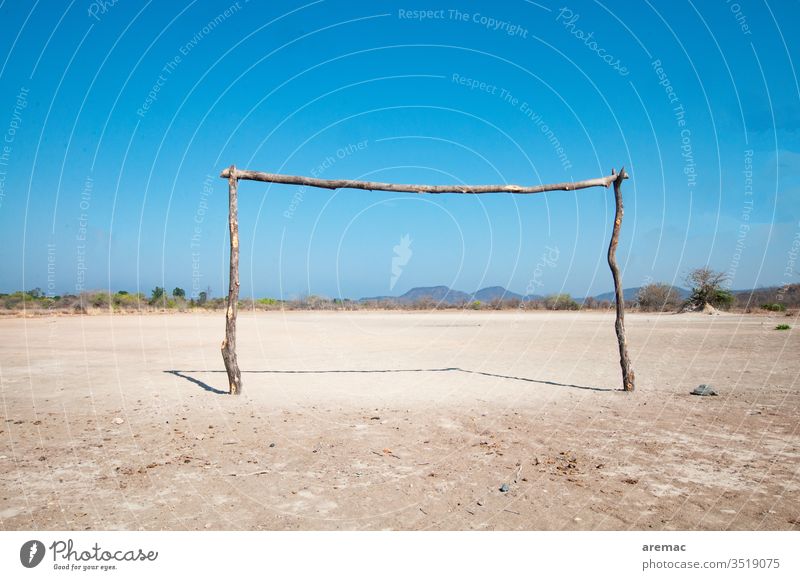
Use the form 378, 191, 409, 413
355, 283, 800, 307
592, 286, 691, 304
360, 285, 545, 304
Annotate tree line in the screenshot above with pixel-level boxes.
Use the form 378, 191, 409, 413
2, 267, 797, 314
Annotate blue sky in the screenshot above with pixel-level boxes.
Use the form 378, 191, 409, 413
0, 0, 798, 300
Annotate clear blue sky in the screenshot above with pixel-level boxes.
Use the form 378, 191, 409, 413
1, 0, 798, 300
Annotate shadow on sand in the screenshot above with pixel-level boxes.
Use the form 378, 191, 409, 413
164, 367, 617, 395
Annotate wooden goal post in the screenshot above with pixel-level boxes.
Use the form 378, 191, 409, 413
218, 165, 635, 395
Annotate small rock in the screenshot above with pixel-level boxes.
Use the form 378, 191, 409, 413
691, 384, 717, 396
477, 500, 484, 506
112, 417, 125, 425
573, 517, 582, 522
269, 443, 276, 448
195, 434, 205, 441
499, 483, 509, 493
369, 416, 380, 420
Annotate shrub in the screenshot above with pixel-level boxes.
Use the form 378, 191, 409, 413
544, 293, 579, 310
90, 292, 110, 308
637, 283, 681, 312
761, 303, 786, 312
113, 291, 142, 309
469, 300, 482, 310
775, 324, 791, 330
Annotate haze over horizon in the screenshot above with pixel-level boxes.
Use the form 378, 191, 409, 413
1, 1, 798, 301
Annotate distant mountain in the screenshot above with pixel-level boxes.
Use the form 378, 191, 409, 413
398, 286, 471, 304
592, 286, 690, 304
732, 284, 800, 307
360, 285, 538, 304
471, 286, 523, 302
361, 284, 700, 306
361, 285, 470, 305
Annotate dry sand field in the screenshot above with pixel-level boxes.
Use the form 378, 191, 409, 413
1, 310, 798, 530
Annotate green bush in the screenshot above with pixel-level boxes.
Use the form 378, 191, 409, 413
775, 324, 791, 330
113, 292, 142, 309
90, 292, 110, 308
761, 303, 786, 312
544, 293, 580, 310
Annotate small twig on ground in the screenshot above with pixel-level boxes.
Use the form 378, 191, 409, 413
226, 470, 269, 477
514, 464, 523, 483
373, 449, 400, 459
419, 507, 428, 515
503, 508, 521, 515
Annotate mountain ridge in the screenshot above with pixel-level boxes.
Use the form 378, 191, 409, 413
358, 284, 793, 305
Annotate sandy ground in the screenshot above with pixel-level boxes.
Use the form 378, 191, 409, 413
0, 310, 798, 531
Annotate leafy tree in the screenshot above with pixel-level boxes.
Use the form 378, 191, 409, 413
685, 267, 733, 310
198, 291, 208, 305
172, 287, 186, 299
150, 286, 165, 306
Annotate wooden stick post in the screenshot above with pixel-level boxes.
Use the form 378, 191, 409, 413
608, 168, 635, 391
219, 167, 620, 195
221, 165, 242, 395
219, 165, 635, 393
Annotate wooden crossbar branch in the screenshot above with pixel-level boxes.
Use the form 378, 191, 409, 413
218, 164, 635, 395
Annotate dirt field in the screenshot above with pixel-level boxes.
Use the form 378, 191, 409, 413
1, 310, 798, 530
